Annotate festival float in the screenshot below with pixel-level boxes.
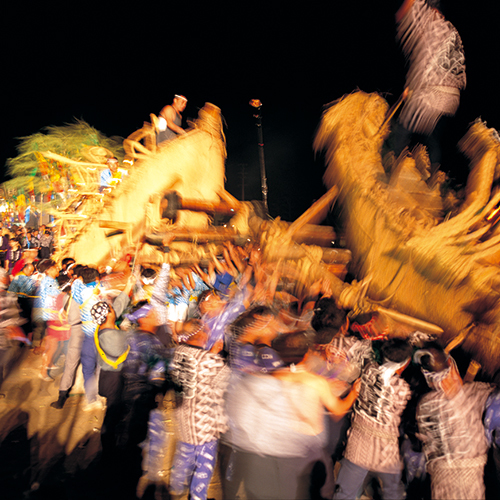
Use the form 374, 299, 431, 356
5, 92, 500, 376
314, 90, 500, 375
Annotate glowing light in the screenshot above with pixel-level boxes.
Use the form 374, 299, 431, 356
249, 99, 262, 108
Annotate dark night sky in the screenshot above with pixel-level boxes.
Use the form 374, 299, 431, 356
1, 1, 498, 220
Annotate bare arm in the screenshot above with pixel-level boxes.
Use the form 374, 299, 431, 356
122, 274, 136, 296
319, 377, 360, 420
222, 246, 239, 277
224, 242, 245, 274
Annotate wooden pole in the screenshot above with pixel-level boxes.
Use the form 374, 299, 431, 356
284, 185, 339, 239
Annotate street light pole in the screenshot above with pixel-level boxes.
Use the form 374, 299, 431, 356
249, 99, 268, 213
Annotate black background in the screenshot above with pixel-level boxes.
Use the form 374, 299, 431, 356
1, 1, 498, 220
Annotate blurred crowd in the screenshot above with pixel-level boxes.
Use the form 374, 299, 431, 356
1, 219, 500, 500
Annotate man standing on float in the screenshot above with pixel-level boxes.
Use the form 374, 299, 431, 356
157, 94, 188, 145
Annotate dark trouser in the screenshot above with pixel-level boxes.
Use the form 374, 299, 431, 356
120, 384, 158, 449
17, 297, 33, 337
222, 446, 321, 500
333, 458, 405, 500
99, 370, 125, 453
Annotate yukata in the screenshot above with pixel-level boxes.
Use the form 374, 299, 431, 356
485, 390, 500, 491
334, 361, 412, 500
71, 279, 103, 403
417, 381, 494, 500
203, 289, 248, 351
169, 344, 230, 500
148, 263, 170, 325
397, 0, 466, 135
186, 272, 210, 318
307, 334, 372, 384
8, 272, 37, 298
166, 272, 210, 323
38, 274, 60, 322
166, 285, 190, 323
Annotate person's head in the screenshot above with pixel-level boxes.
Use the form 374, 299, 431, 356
57, 273, 71, 290
39, 258, 58, 278
106, 157, 119, 173
179, 319, 208, 348
414, 342, 463, 397
414, 342, 448, 372
381, 338, 413, 364
91, 301, 115, 326
65, 262, 76, 277
198, 289, 225, 316
140, 267, 157, 286
80, 266, 100, 284
61, 258, 76, 272
126, 300, 159, 332
173, 94, 187, 113
72, 264, 85, 279
311, 298, 346, 332
22, 262, 35, 276
230, 305, 278, 340
271, 331, 312, 366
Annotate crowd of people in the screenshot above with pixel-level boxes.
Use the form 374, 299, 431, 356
1, 217, 500, 500
0, 0, 491, 496
0, 7, 490, 488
